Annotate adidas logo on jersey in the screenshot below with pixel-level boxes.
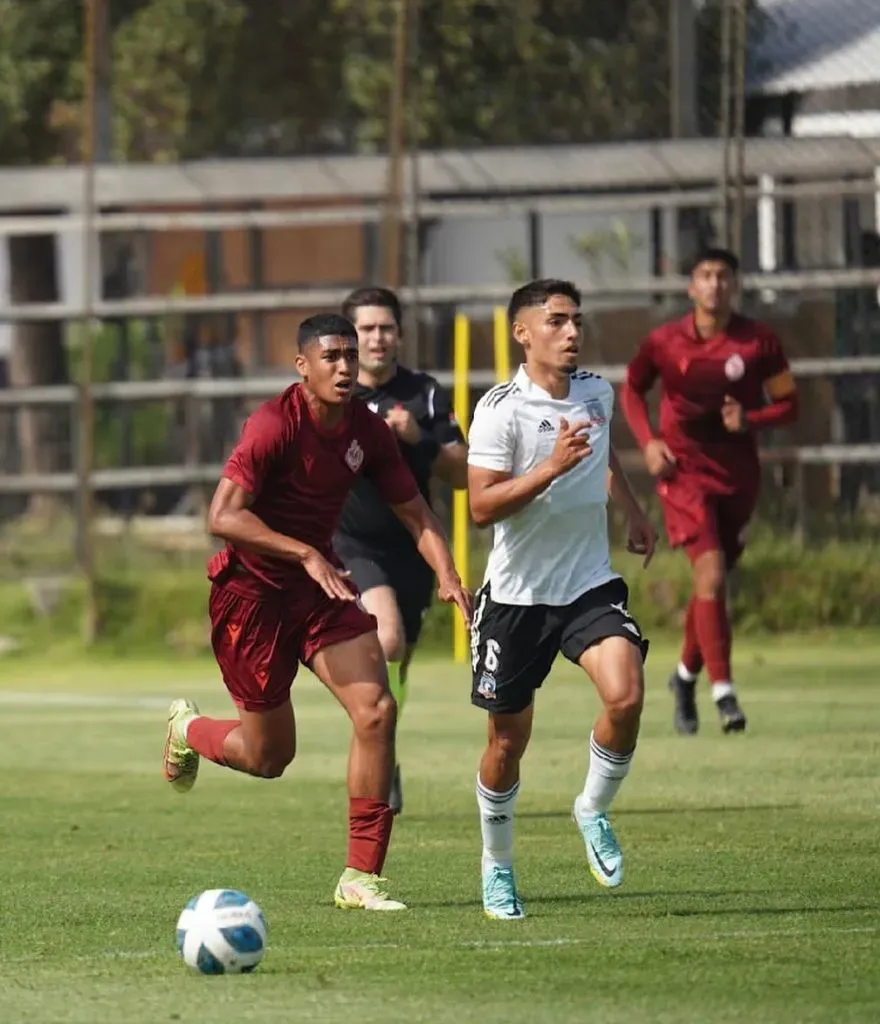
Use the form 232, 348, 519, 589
537, 419, 555, 434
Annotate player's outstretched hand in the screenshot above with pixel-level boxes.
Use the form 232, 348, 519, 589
548, 417, 592, 477
643, 438, 677, 479
721, 395, 747, 433
437, 574, 473, 626
302, 549, 356, 602
625, 509, 658, 568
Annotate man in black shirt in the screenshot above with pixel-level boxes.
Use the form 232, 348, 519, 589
335, 287, 468, 814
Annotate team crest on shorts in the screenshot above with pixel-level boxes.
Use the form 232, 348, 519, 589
477, 674, 497, 699
724, 354, 745, 381
345, 439, 364, 473
584, 399, 606, 425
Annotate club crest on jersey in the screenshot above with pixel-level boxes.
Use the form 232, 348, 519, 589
367, 401, 380, 413
724, 354, 745, 381
345, 439, 364, 473
584, 399, 606, 425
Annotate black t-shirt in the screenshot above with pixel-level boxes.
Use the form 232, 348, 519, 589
335, 366, 464, 548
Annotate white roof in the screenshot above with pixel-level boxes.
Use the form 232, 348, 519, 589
749, 0, 880, 95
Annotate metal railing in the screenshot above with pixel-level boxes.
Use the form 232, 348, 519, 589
0, 269, 879, 323
2, 356, 880, 494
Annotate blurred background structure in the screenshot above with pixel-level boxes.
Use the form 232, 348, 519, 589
0, 0, 878, 643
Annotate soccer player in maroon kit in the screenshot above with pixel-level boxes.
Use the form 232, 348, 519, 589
162, 313, 472, 911
621, 249, 799, 735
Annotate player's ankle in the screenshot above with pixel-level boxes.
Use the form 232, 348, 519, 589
711, 681, 735, 702
677, 661, 699, 683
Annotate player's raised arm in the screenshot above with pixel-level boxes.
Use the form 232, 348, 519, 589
468, 401, 591, 527
721, 331, 800, 434
207, 409, 354, 602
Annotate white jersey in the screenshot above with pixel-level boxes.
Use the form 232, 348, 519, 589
467, 365, 618, 606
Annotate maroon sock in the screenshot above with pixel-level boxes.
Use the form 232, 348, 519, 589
680, 597, 704, 676
693, 597, 732, 683
347, 797, 394, 875
187, 717, 239, 766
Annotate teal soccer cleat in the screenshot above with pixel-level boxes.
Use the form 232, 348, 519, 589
482, 862, 525, 920
572, 796, 623, 889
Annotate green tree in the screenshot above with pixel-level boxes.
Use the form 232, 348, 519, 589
0, 0, 767, 494
334, 0, 672, 150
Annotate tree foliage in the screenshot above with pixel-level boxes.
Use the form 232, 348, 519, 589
0, 0, 765, 166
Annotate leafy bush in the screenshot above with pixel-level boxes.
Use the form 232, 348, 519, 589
2, 535, 879, 661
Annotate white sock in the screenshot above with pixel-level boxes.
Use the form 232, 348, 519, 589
711, 681, 735, 702
677, 661, 698, 683
579, 732, 634, 814
476, 775, 519, 869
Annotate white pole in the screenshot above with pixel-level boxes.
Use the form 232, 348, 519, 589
758, 173, 777, 304
874, 166, 880, 305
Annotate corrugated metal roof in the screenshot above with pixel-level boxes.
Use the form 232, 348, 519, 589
749, 0, 880, 95
0, 136, 879, 212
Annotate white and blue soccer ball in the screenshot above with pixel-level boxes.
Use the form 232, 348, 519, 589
176, 889, 267, 975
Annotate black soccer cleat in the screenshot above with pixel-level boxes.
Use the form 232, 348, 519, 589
668, 671, 699, 735
389, 763, 403, 816
716, 694, 747, 734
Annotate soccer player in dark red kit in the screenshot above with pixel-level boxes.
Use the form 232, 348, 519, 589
621, 249, 798, 735
161, 313, 472, 911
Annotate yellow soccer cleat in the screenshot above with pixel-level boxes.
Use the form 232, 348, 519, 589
163, 698, 201, 793
334, 869, 407, 911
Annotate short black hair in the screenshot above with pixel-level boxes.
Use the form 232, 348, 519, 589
507, 278, 581, 326
690, 247, 740, 275
341, 286, 402, 330
297, 313, 357, 352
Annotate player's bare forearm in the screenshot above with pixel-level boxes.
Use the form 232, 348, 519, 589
391, 495, 459, 581
434, 442, 469, 489
468, 461, 557, 528
207, 476, 313, 563
608, 447, 646, 518
620, 380, 657, 449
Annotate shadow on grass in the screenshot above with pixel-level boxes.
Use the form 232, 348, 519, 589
402, 804, 802, 825
519, 803, 803, 820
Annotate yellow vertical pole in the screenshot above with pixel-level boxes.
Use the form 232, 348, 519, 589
452, 313, 470, 664
493, 307, 510, 382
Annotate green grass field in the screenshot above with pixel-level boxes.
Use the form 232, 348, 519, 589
1, 637, 879, 1023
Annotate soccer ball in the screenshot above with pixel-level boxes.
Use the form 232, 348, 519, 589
176, 889, 267, 975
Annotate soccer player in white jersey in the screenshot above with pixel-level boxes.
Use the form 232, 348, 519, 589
467, 278, 658, 920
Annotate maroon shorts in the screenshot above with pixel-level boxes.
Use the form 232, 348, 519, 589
209, 579, 377, 713
658, 475, 759, 568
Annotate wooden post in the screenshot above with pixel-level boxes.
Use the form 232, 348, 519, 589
77, 0, 102, 644
381, 0, 412, 289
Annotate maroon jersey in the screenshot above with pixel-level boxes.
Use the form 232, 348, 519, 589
210, 384, 419, 591
624, 313, 792, 493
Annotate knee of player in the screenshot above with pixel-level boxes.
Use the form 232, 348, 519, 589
354, 691, 397, 737
253, 748, 296, 779
693, 554, 726, 598
604, 673, 644, 723
488, 726, 529, 765
377, 626, 407, 664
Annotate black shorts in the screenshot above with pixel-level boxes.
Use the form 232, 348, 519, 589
334, 536, 434, 646
470, 577, 649, 715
